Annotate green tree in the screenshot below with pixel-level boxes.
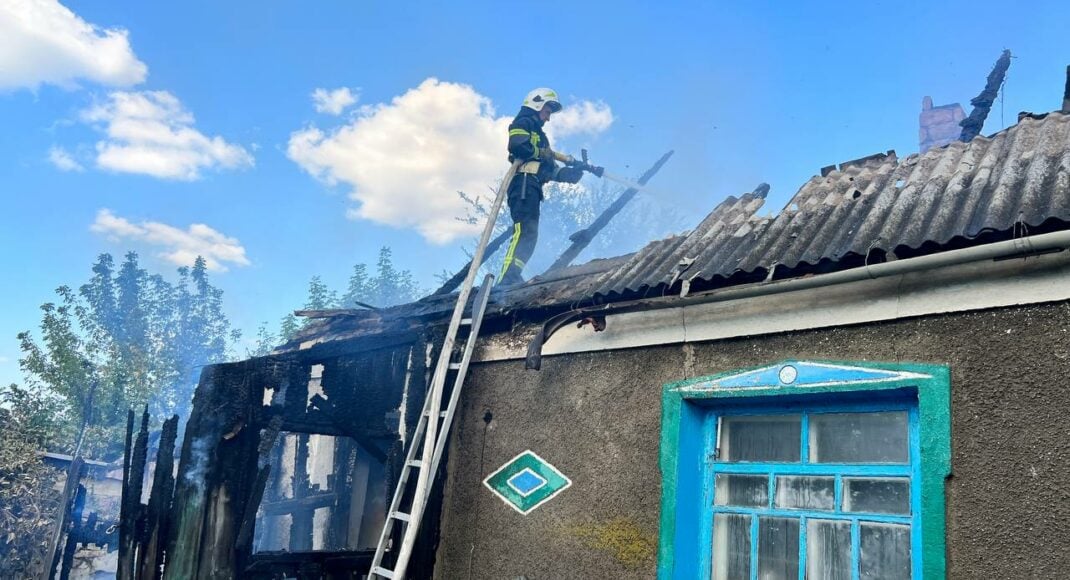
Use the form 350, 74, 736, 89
247, 322, 279, 357
269, 247, 423, 349
17, 253, 239, 459
341, 264, 371, 307
158, 257, 238, 422
339, 247, 422, 308
278, 313, 300, 343
304, 275, 338, 312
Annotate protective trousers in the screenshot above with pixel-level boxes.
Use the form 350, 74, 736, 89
499, 172, 542, 286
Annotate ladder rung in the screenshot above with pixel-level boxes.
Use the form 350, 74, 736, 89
391, 510, 411, 522
406, 459, 423, 468
423, 409, 448, 418
371, 566, 396, 579
461, 317, 473, 325
449, 362, 462, 370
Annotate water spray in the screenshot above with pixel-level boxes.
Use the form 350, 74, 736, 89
559, 148, 669, 196
601, 171, 666, 196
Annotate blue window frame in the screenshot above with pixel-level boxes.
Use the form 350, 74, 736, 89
657, 361, 951, 580
708, 401, 920, 579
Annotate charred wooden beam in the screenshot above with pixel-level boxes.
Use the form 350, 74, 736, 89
327, 438, 356, 550
42, 374, 98, 580
243, 550, 373, 576
293, 330, 420, 361
431, 228, 514, 295
546, 150, 675, 272
960, 49, 1012, 142
289, 434, 314, 551
306, 393, 390, 463
138, 415, 178, 580
235, 465, 271, 551
56, 484, 87, 580
1063, 64, 1070, 112
116, 411, 135, 578
296, 303, 380, 317
118, 408, 149, 580
235, 414, 284, 553
259, 491, 341, 516
122, 410, 134, 497
165, 363, 241, 579
42, 457, 84, 580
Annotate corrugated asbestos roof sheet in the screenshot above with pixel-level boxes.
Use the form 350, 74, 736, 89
278, 111, 1070, 352
590, 111, 1070, 298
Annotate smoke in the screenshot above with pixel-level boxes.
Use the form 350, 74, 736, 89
182, 435, 212, 494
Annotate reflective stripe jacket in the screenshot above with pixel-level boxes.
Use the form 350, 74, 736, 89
507, 107, 555, 183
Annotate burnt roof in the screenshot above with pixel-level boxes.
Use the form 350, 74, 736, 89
279, 111, 1070, 353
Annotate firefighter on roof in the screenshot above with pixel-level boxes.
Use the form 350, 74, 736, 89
498, 88, 585, 286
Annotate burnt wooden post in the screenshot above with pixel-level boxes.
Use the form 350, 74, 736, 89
118, 408, 150, 580
116, 410, 135, 579
55, 483, 87, 580
165, 360, 279, 580
235, 415, 283, 553
137, 415, 178, 580
289, 433, 314, 551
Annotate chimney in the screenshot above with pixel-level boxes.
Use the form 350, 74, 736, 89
919, 96, 966, 152
1063, 65, 1070, 112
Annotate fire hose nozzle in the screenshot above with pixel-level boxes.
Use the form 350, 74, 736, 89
579, 149, 605, 177
554, 149, 604, 177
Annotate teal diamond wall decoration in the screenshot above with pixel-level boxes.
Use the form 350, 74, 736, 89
483, 450, 572, 515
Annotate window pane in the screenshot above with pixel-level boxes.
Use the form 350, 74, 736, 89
809, 412, 908, 464
807, 519, 851, 580
758, 516, 799, 580
775, 476, 834, 510
843, 478, 911, 515
859, 522, 911, 579
712, 514, 751, 580
715, 474, 768, 508
721, 415, 801, 462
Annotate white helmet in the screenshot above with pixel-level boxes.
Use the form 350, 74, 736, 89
523, 87, 562, 113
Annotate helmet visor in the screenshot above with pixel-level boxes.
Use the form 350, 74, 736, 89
545, 100, 563, 113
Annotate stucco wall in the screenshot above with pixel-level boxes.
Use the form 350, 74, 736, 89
435, 301, 1070, 579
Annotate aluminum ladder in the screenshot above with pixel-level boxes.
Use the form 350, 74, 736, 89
369, 161, 520, 579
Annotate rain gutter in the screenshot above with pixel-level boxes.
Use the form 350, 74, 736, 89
525, 229, 1070, 369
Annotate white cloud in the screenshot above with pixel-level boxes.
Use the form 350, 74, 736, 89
48, 145, 83, 171
90, 208, 251, 272
550, 100, 614, 139
81, 90, 253, 180
0, 0, 147, 91
287, 78, 613, 244
312, 87, 358, 115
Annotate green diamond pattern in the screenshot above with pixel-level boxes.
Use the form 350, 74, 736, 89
483, 450, 572, 515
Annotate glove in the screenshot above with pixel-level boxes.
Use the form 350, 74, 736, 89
555, 166, 584, 184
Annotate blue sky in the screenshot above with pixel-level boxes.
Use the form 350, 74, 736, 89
2, 0, 1068, 386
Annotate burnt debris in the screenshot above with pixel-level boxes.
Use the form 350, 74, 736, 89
959, 49, 1012, 142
